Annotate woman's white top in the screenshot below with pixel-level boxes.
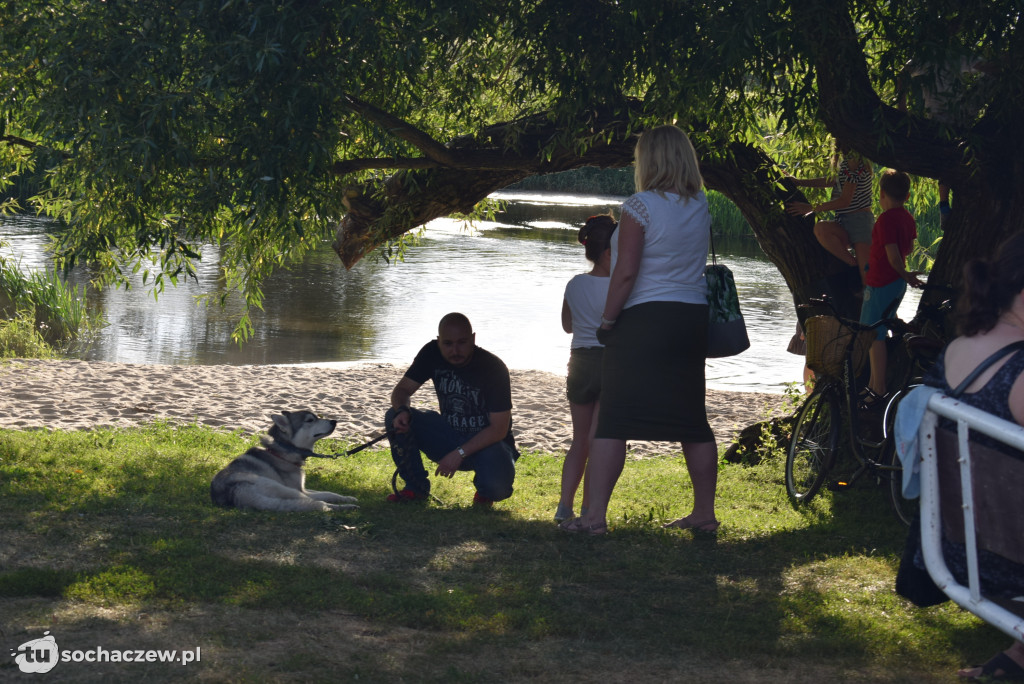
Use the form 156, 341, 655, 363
612, 190, 711, 309
564, 273, 609, 348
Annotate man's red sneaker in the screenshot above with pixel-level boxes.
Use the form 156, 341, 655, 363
472, 492, 494, 508
386, 488, 428, 503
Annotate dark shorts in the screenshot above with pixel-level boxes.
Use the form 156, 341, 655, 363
567, 347, 604, 404
595, 301, 714, 443
837, 211, 874, 244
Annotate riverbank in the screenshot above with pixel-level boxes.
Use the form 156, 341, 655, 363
0, 359, 791, 455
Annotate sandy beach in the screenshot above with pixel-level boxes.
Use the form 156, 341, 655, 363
0, 359, 789, 456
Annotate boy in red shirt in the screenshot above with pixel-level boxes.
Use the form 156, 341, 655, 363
860, 169, 923, 407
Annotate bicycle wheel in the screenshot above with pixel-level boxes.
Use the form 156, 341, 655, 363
786, 385, 841, 504
882, 388, 918, 526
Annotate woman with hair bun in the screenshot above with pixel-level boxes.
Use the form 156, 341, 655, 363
555, 214, 617, 523
922, 232, 1024, 680
560, 125, 718, 535
932, 232, 1024, 422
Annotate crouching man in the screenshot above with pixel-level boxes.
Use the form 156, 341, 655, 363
384, 312, 518, 507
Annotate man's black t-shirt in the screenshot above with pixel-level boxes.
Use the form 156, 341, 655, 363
405, 341, 516, 449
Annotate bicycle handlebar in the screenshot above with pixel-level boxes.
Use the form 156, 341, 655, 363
804, 289, 953, 335
806, 296, 898, 334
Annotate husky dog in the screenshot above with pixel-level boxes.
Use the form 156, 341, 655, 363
211, 410, 359, 512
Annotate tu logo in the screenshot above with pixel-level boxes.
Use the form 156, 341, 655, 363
11, 631, 59, 674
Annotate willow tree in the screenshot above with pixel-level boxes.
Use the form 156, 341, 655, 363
2, 0, 1021, 338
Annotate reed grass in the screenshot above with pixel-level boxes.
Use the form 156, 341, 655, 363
0, 248, 100, 353
0, 423, 1001, 682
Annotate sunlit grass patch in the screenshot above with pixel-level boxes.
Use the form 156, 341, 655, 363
65, 566, 157, 604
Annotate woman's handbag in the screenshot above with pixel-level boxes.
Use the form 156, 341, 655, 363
705, 232, 750, 358
894, 511, 951, 607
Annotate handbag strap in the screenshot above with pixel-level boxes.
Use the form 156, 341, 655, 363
709, 227, 718, 266
949, 340, 1024, 398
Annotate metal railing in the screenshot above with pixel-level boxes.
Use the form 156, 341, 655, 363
918, 393, 1024, 642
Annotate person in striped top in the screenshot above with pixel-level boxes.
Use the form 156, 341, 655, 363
786, 144, 875, 285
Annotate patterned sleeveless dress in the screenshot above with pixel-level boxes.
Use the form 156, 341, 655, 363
920, 348, 1024, 597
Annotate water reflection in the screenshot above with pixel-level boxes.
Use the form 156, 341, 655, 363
0, 191, 919, 393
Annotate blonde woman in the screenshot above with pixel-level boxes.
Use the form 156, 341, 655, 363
560, 125, 718, 535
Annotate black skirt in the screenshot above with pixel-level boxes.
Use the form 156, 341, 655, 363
595, 301, 714, 443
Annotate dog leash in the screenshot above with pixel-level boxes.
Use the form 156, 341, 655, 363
342, 431, 392, 456
311, 426, 447, 506
303, 431, 393, 459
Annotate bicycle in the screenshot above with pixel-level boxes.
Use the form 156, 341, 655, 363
878, 294, 953, 524
785, 293, 948, 523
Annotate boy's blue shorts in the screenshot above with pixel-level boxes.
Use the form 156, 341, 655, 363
860, 279, 907, 340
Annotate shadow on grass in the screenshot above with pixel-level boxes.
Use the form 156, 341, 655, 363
0, 426, 1001, 680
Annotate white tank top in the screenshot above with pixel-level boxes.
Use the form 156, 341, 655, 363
564, 273, 609, 348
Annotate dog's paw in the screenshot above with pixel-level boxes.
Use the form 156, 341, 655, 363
316, 493, 358, 504
326, 503, 359, 511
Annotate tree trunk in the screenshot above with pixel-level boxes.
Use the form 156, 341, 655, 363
700, 141, 860, 313
796, 0, 1024, 320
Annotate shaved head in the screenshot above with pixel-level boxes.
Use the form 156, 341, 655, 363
438, 312, 472, 336
437, 313, 475, 367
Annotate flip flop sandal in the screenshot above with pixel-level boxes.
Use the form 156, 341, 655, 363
962, 652, 1024, 681
558, 517, 608, 535
858, 387, 887, 411
553, 502, 574, 523
662, 517, 721, 532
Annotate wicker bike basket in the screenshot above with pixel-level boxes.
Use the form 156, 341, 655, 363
804, 315, 875, 378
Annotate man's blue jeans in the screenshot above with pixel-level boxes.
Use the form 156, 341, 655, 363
384, 408, 517, 501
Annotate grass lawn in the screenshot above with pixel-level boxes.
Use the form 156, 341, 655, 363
0, 423, 1002, 682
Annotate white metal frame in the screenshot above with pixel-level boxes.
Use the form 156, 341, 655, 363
918, 392, 1024, 642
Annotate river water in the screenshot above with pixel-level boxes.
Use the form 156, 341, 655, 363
0, 191, 919, 393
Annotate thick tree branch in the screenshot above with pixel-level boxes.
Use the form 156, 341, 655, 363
329, 148, 544, 176
341, 93, 461, 167
330, 157, 440, 174
701, 141, 839, 304
332, 96, 577, 175
332, 108, 638, 267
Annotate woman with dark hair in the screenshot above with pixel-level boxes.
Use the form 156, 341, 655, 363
555, 214, 616, 522
560, 125, 718, 535
923, 232, 1024, 680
